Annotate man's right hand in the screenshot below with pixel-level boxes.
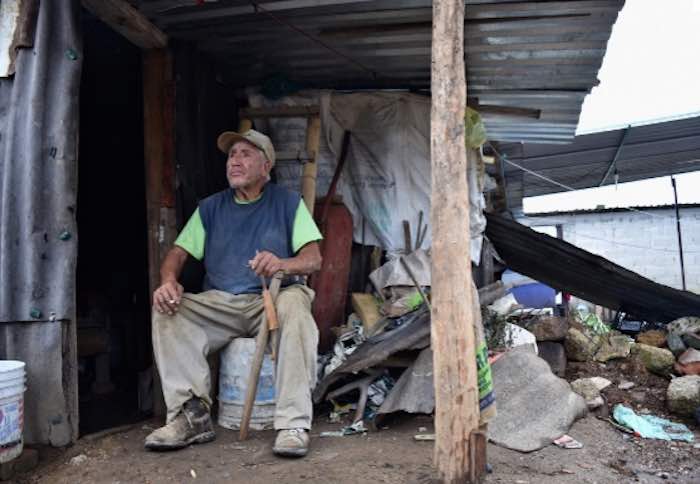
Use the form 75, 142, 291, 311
153, 280, 184, 315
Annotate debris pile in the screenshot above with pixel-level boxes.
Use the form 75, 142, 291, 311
315, 248, 501, 435
313, 215, 699, 453
556, 311, 700, 435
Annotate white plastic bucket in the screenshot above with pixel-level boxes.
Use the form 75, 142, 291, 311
218, 339, 276, 431
0, 361, 26, 463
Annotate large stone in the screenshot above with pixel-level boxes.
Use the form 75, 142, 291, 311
678, 348, 700, 363
683, 331, 700, 350
634, 343, 675, 376
570, 377, 610, 410
636, 330, 667, 348
666, 375, 700, 416
529, 316, 569, 342
488, 347, 587, 452
675, 348, 700, 376
666, 317, 700, 355
594, 334, 634, 362
564, 327, 602, 362
537, 342, 567, 377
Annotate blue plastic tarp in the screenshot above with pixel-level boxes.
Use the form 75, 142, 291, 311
612, 404, 694, 442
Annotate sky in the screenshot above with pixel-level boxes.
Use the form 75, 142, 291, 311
524, 0, 700, 213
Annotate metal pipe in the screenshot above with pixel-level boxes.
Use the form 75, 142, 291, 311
599, 125, 631, 186
671, 176, 687, 290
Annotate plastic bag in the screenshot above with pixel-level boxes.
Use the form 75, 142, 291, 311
465, 106, 487, 148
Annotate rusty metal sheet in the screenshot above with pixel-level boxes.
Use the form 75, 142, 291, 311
0, 0, 81, 444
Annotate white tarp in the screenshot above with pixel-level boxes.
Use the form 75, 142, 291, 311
248, 90, 485, 262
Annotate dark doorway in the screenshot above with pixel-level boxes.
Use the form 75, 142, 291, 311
76, 11, 151, 435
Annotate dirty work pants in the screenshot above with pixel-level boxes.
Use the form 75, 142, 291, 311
152, 284, 318, 430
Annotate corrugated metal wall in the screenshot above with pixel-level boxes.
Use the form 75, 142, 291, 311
0, 0, 81, 444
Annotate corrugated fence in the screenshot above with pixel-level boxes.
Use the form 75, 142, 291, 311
0, 0, 81, 445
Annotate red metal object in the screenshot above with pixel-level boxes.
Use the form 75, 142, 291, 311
311, 198, 353, 352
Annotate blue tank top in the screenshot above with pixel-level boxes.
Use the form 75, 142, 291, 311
198, 183, 300, 295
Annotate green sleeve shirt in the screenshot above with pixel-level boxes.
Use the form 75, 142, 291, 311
174, 199, 322, 261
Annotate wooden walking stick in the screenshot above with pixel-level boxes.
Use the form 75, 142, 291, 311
239, 273, 282, 440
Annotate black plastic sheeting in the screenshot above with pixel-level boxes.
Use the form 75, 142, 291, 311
486, 214, 700, 323
0, 0, 81, 444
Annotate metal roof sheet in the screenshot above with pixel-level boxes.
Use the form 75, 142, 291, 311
526, 203, 700, 217
132, 0, 623, 143
496, 115, 700, 206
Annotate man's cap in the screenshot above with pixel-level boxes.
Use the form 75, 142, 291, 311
217, 129, 276, 166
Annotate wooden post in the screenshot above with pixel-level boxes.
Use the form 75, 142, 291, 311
431, 1, 481, 483
302, 115, 321, 213
143, 48, 176, 417
239, 118, 253, 132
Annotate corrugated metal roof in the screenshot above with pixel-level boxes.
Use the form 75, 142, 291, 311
131, 0, 623, 143
496, 115, 700, 206
526, 203, 700, 217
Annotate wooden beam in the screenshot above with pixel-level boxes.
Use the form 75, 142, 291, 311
82, 0, 167, 49
143, 48, 176, 417
431, 1, 481, 483
239, 105, 320, 119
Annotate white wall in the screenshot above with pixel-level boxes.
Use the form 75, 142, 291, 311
520, 207, 700, 293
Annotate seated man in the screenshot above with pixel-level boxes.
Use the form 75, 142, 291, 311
145, 129, 323, 457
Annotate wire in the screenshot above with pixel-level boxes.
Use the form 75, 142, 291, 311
248, 1, 379, 80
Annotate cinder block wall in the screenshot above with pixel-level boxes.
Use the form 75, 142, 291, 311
520, 207, 700, 294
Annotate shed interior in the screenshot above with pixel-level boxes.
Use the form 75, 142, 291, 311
71, 0, 624, 434
76, 14, 151, 434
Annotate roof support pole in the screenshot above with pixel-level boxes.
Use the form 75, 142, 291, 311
598, 125, 630, 186
671, 176, 687, 290
431, 1, 482, 482
302, 116, 321, 213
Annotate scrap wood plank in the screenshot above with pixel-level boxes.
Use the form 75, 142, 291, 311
351, 293, 382, 334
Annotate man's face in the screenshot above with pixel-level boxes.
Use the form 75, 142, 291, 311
226, 140, 271, 189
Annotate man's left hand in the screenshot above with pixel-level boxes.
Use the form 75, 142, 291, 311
249, 251, 286, 278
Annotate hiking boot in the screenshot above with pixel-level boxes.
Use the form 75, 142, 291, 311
272, 428, 309, 457
144, 398, 215, 451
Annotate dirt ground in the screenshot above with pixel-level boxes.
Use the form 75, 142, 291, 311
13, 410, 698, 484
13, 353, 700, 483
